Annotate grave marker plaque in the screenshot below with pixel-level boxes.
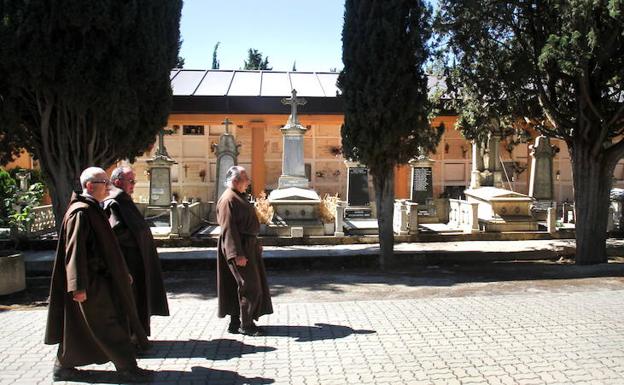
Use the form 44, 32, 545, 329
347, 166, 371, 207
410, 166, 433, 205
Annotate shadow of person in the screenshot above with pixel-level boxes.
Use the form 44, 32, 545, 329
142, 338, 276, 359
261, 323, 376, 342
72, 366, 274, 384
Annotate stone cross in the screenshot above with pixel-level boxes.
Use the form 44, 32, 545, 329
281, 89, 307, 125
155, 127, 174, 158
222, 117, 233, 134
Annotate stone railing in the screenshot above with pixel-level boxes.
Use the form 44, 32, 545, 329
448, 199, 479, 233
170, 201, 212, 237
393, 200, 418, 235
27, 205, 56, 236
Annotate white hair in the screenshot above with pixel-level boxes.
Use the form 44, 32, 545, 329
110, 166, 133, 183
225, 166, 246, 188
80, 167, 107, 189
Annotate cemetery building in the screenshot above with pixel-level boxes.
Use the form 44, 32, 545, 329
128, 69, 580, 205
9, 68, 618, 206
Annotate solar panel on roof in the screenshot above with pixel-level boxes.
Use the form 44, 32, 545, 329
290, 72, 325, 97
194, 71, 235, 96
171, 70, 206, 96
260, 72, 292, 97
228, 71, 262, 96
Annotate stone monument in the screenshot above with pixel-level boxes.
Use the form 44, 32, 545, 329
409, 155, 435, 214
147, 128, 176, 207
469, 132, 504, 188
344, 160, 372, 218
268, 89, 323, 236
463, 130, 537, 232
342, 160, 377, 235
213, 118, 240, 201
528, 135, 556, 220
15, 170, 30, 191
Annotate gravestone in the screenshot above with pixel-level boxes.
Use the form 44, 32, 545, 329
147, 128, 176, 207
528, 135, 556, 221
529, 135, 556, 201
347, 165, 371, 207
409, 156, 435, 215
268, 89, 323, 236
213, 118, 240, 201
344, 160, 372, 219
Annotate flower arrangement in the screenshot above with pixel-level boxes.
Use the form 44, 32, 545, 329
319, 193, 339, 223
254, 191, 274, 224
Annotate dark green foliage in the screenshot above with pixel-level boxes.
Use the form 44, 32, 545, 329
436, 0, 624, 264
212, 42, 221, 70
244, 49, 272, 70
0, 168, 16, 226
0, 0, 182, 221
339, 0, 441, 176
339, 0, 439, 266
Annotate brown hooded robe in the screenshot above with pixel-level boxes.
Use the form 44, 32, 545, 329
45, 193, 147, 368
217, 188, 273, 326
103, 189, 169, 336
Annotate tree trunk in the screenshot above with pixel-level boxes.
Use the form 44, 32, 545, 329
372, 167, 396, 269
570, 141, 613, 265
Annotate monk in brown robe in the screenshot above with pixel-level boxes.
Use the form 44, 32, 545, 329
45, 167, 152, 383
103, 166, 169, 344
217, 166, 273, 336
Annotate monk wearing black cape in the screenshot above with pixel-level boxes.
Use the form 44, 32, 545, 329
45, 167, 152, 383
217, 166, 273, 336
103, 166, 169, 343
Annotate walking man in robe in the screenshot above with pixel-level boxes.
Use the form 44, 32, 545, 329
217, 166, 273, 336
45, 167, 152, 383
103, 166, 169, 348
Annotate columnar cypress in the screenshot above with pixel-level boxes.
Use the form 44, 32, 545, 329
339, 0, 441, 267
0, 0, 183, 224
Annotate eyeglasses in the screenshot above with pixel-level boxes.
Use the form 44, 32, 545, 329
123, 179, 137, 185
90, 179, 111, 185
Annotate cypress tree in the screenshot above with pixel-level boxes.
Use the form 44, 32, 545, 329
339, 0, 441, 267
0, 0, 183, 224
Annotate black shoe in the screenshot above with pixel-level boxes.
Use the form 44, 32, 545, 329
53, 366, 88, 382
238, 325, 265, 336
228, 317, 241, 334
116, 367, 154, 383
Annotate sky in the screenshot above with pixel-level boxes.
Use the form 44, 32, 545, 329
178, 0, 346, 72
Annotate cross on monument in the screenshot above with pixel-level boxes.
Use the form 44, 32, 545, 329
155, 127, 174, 158
281, 89, 307, 125
222, 117, 233, 134
183, 164, 189, 177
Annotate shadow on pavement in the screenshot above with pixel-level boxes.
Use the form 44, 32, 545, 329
261, 323, 376, 342
3, 259, 624, 306
143, 338, 275, 359
69, 366, 274, 384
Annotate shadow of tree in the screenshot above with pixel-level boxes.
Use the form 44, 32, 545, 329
142, 339, 275, 359
70, 366, 274, 384
261, 323, 376, 342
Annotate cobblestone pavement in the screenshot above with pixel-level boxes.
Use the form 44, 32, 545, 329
1, 268, 624, 385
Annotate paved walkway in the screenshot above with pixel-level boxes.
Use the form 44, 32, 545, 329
23, 239, 624, 263
1, 269, 624, 385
